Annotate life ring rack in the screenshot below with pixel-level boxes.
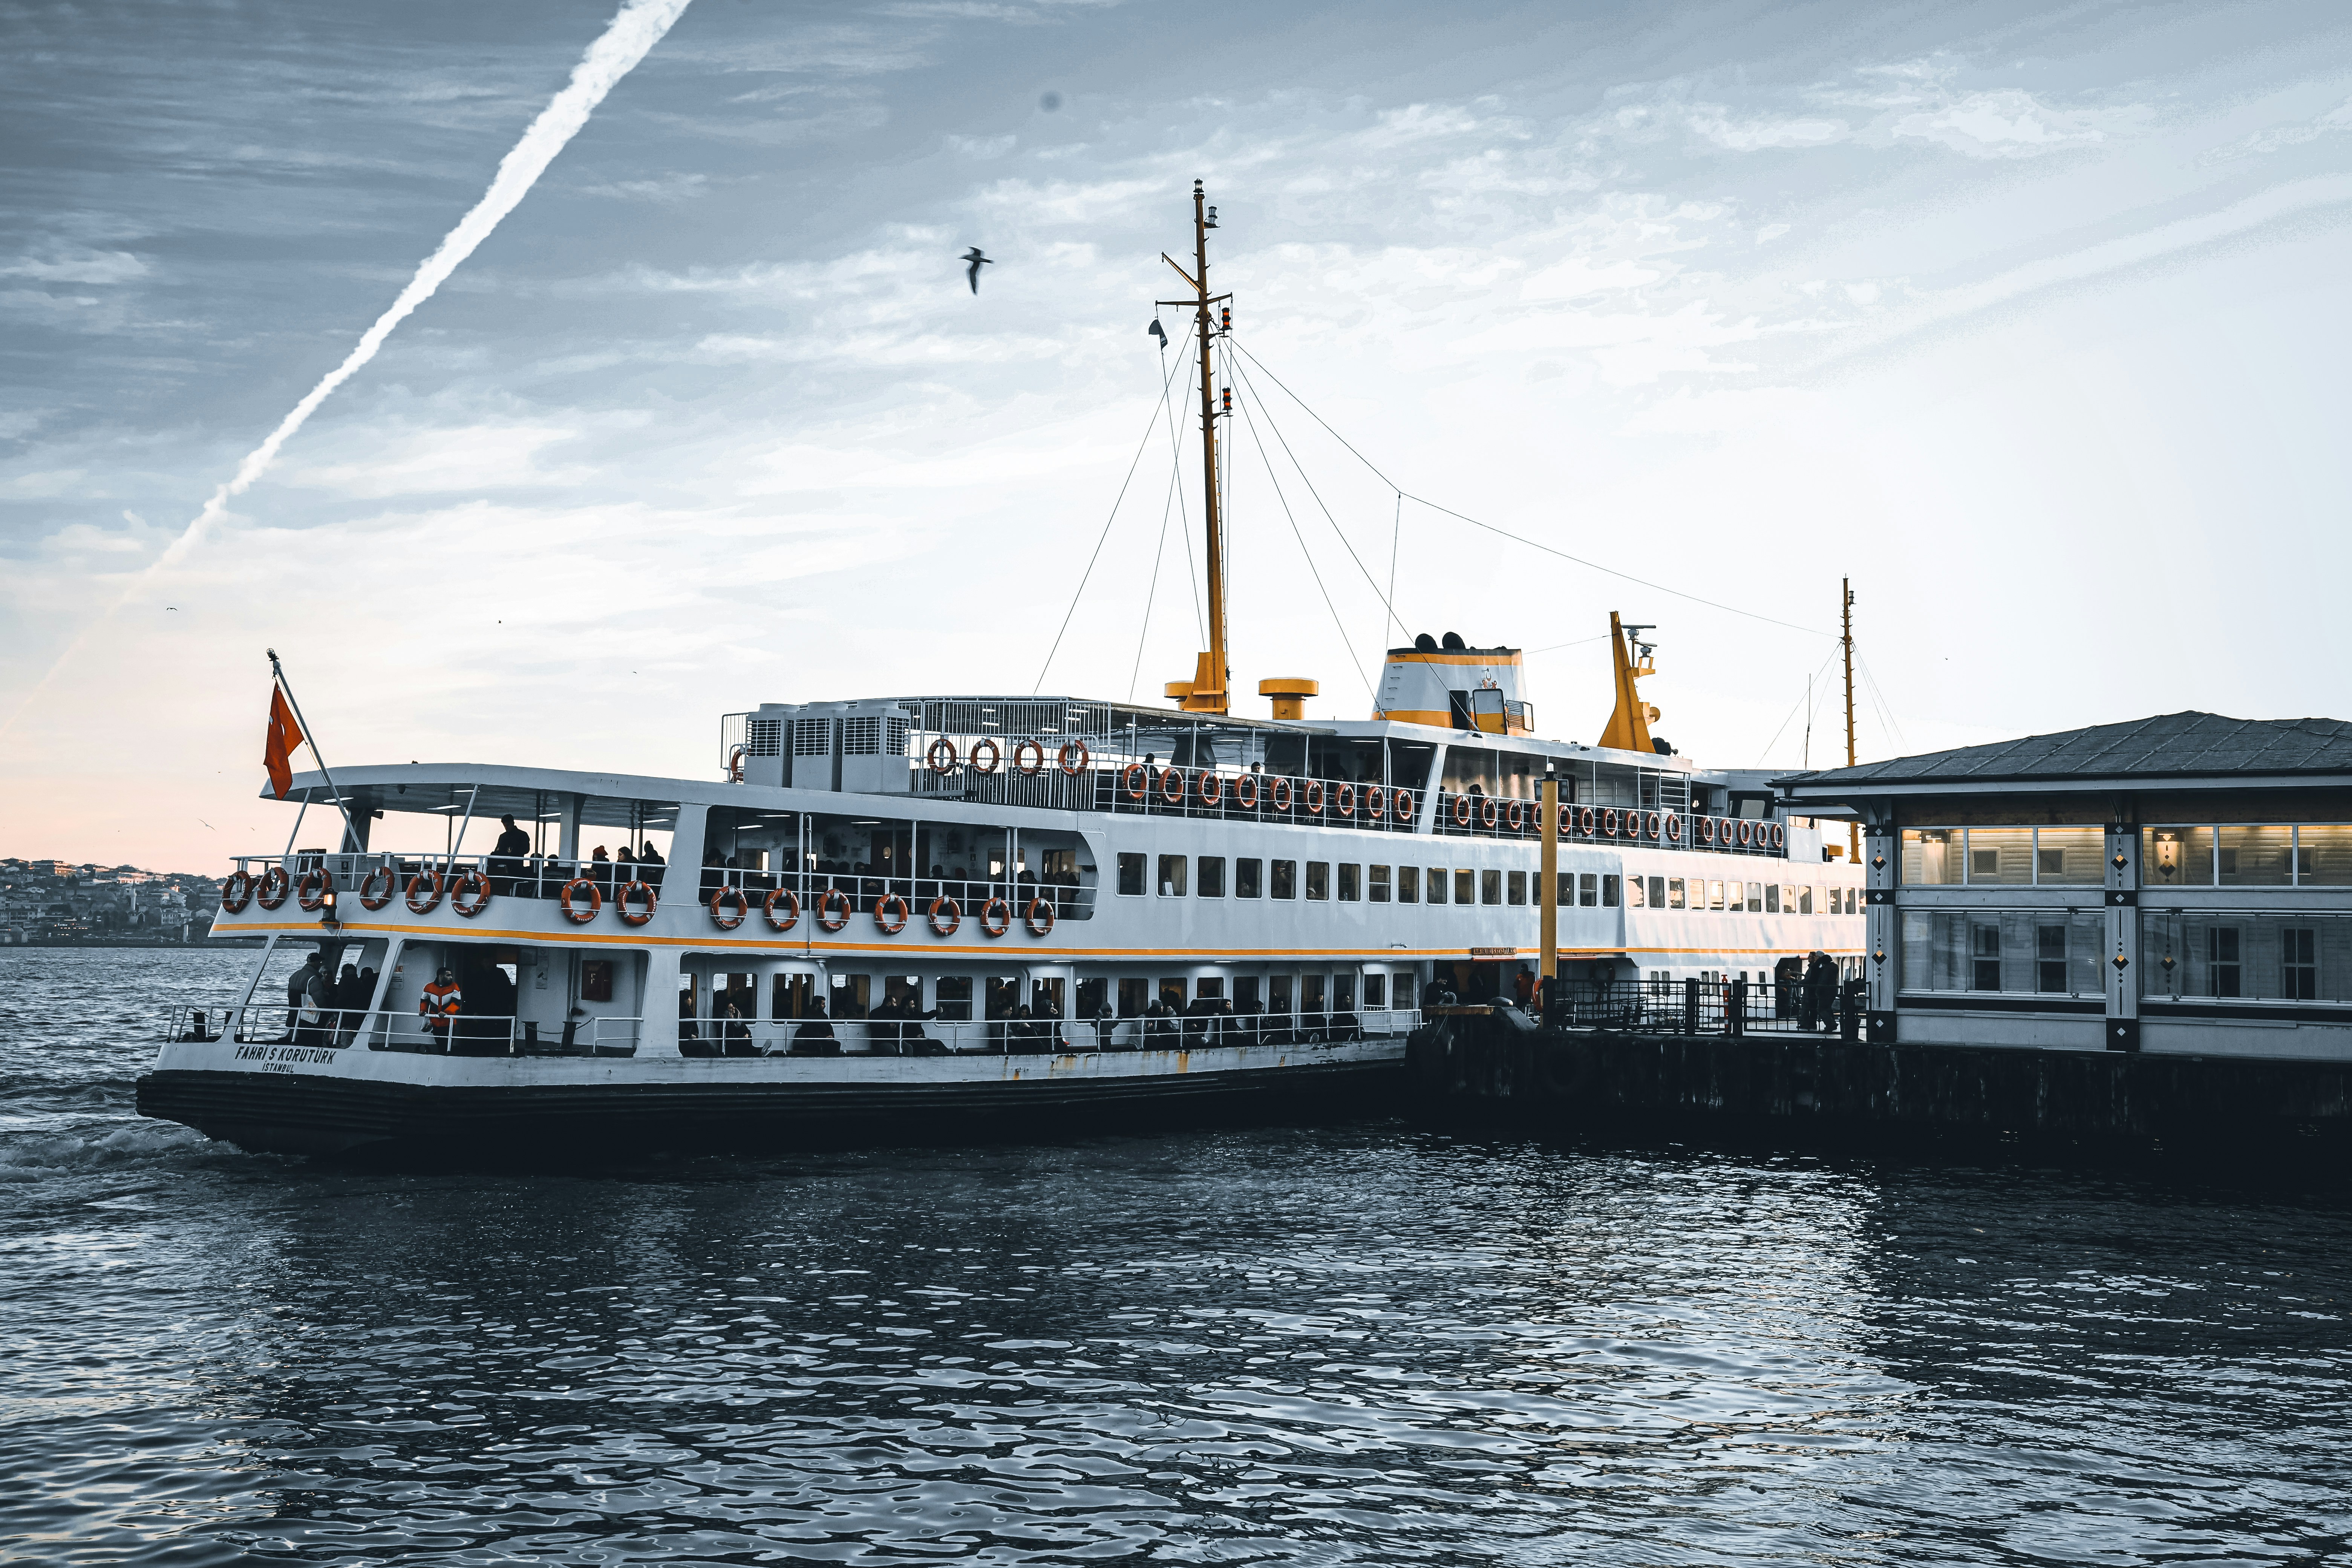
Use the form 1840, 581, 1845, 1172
1024, 897, 1055, 937
928, 896, 960, 937
816, 888, 853, 932
450, 871, 492, 918
256, 865, 292, 911
296, 868, 332, 912
1058, 740, 1090, 776
926, 738, 958, 774
617, 880, 657, 926
874, 893, 910, 935
358, 865, 396, 910
763, 887, 799, 931
404, 872, 444, 915
1012, 740, 1047, 777
219, 871, 254, 914
978, 897, 1012, 938
709, 886, 749, 931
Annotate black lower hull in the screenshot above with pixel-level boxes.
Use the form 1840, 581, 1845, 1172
136, 1057, 1407, 1161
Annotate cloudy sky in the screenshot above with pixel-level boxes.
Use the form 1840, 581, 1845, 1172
5, 0, 2350, 870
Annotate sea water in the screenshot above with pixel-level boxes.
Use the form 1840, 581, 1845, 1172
3, 947, 2349, 1565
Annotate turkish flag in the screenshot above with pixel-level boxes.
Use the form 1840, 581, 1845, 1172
263, 686, 304, 799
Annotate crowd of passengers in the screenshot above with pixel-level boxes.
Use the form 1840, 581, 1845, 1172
679, 994, 1369, 1058
475, 815, 668, 896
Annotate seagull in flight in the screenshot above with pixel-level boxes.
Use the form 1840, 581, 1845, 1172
963, 247, 992, 294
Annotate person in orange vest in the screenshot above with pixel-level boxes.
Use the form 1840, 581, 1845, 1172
420, 966, 462, 1051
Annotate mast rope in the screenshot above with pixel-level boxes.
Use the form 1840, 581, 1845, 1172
1231, 371, 1375, 700
1035, 346, 1188, 694
1225, 338, 1833, 640
1130, 354, 1199, 701
1225, 355, 1407, 647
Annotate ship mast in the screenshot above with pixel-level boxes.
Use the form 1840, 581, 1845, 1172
1160, 179, 1231, 715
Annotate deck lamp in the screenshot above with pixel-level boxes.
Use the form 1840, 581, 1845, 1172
318, 884, 340, 933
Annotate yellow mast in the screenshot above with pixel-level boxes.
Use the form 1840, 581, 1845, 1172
1597, 611, 1658, 752
1162, 180, 1231, 715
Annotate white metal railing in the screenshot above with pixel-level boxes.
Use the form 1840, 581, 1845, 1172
674, 1006, 1423, 1058
161, 1004, 642, 1057
698, 867, 1095, 925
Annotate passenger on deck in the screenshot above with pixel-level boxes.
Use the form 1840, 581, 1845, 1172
614, 844, 635, 877
332, 963, 364, 1045
700, 848, 722, 896
295, 959, 332, 1048
419, 966, 462, 1052
284, 952, 324, 1043
488, 815, 531, 893
721, 1001, 754, 1057
634, 840, 665, 887
790, 1000, 842, 1056
590, 845, 613, 894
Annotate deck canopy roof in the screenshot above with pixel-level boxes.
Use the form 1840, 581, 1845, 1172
1776, 712, 2352, 801
268, 764, 688, 834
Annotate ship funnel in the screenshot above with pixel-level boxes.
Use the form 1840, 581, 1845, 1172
1373, 636, 1531, 735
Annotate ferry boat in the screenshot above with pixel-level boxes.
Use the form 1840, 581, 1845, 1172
136, 185, 1866, 1159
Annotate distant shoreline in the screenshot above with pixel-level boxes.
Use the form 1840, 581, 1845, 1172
5, 938, 268, 950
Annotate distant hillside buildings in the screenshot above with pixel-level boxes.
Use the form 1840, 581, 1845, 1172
0, 859, 215, 944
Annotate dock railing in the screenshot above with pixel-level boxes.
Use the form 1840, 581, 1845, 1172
1533, 977, 1864, 1038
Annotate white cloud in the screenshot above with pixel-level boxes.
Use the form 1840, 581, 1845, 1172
1888, 88, 2150, 158
0, 247, 148, 285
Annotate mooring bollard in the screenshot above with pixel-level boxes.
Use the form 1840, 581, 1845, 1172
1682, 977, 1700, 1037
1728, 977, 1747, 1038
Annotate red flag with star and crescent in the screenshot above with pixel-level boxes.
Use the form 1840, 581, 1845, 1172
263, 686, 304, 799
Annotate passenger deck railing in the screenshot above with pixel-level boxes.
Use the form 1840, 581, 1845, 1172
162, 1004, 643, 1057
677, 1005, 1423, 1057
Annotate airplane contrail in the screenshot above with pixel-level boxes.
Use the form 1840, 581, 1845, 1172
2, 0, 693, 737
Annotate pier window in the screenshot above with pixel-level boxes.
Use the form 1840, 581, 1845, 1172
2142, 827, 2212, 886
1338, 864, 1361, 901
2300, 827, 2352, 885
2036, 925, 2068, 992
1157, 855, 1188, 896
2035, 827, 2103, 885
2208, 927, 2242, 997
1426, 867, 1446, 904
1481, 870, 1502, 905
1197, 856, 1226, 897
1237, 858, 1263, 898
1506, 871, 1526, 906
1306, 862, 1330, 900
1454, 869, 1475, 905
1649, 876, 1667, 908
1667, 877, 1686, 909
1370, 865, 1392, 903
1117, 853, 1145, 896
1272, 860, 1297, 899
1364, 972, 1387, 1008
1900, 829, 1963, 884
2284, 928, 2318, 999
1971, 925, 2003, 990
2218, 826, 2292, 886
1602, 875, 1621, 907
934, 976, 974, 1021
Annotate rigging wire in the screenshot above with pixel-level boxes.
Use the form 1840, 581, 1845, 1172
1231, 374, 1374, 699
1224, 355, 1406, 645
1225, 338, 1833, 640
1130, 450, 1185, 703
1034, 346, 1189, 694
1166, 349, 1206, 651
1386, 491, 1401, 656
1757, 647, 1845, 766
1856, 652, 1908, 754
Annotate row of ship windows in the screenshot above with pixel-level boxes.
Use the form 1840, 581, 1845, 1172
1115, 853, 1860, 914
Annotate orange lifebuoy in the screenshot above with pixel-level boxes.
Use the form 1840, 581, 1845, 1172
1366, 786, 1386, 819
1161, 767, 1187, 804
1665, 813, 1684, 842
220, 872, 253, 913
816, 888, 852, 932
1122, 763, 1149, 800
559, 877, 601, 923
1270, 776, 1294, 812
1335, 782, 1356, 818
1625, 811, 1643, 840
1700, 816, 1718, 844
979, 897, 1012, 938
450, 871, 492, 918
1479, 796, 1499, 831
1738, 819, 1755, 848
875, 893, 909, 934
928, 896, 960, 937
1393, 787, 1414, 821
927, 738, 958, 773
970, 738, 1002, 775
763, 887, 799, 931
1303, 779, 1325, 815
1236, 773, 1261, 810
1601, 809, 1619, 837
358, 865, 395, 910
709, 886, 749, 930
1012, 739, 1046, 776
405, 872, 444, 914
1451, 794, 1473, 828
1578, 805, 1596, 836
1058, 740, 1089, 776
256, 865, 291, 911
728, 746, 746, 784
1198, 770, 1223, 807
617, 880, 656, 926
1645, 811, 1662, 840
1505, 799, 1525, 833
1771, 822, 1787, 850
296, 868, 331, 912
1024, 896, 1055, 937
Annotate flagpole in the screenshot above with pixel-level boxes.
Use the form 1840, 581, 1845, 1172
267, 648, 359, 853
